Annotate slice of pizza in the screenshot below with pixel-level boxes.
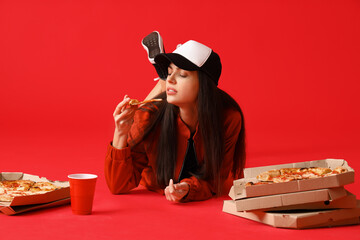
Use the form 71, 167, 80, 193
128, 98, 162, 106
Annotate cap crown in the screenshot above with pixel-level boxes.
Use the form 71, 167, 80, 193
173, 40, 212, 68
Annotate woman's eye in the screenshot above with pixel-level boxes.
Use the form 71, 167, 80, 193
180, 74, 187, 78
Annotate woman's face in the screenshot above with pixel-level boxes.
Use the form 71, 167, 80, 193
166, 63, 199, 108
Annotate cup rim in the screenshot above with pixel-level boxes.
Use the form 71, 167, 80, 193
68, 173, 98, 179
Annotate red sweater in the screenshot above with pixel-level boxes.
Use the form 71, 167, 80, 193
105, 108, 242, 202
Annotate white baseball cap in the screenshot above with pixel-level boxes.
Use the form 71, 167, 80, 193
154, 40, 222, 85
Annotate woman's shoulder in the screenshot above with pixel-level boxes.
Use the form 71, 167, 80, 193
223, 107, 242, 124
222, 107, 242, 134
219, 90, 243, 126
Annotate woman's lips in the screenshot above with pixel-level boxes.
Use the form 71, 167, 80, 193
167, 87, 177, 95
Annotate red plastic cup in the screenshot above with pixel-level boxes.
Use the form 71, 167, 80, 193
68, 174, 97, 215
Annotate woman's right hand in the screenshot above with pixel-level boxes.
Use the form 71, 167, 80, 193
112, 95, 137, 149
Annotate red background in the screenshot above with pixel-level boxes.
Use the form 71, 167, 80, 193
0, 0, 359, 238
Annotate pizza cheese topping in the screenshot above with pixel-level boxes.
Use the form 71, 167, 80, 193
245, 166, 348, 186
0, 180, 61, 202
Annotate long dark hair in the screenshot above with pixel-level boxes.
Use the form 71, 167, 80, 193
131, 71, 246, 195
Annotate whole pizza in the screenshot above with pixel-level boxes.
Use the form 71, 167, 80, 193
246, 166, 348, 186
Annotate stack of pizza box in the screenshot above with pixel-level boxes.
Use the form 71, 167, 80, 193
223, 159, 360, 229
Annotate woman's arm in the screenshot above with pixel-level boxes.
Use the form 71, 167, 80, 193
144, 80, 166, 100
105, 96, 148, 194
104, 142, 148, 194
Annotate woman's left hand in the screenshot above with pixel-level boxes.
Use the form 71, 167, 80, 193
164, 179, 189, 202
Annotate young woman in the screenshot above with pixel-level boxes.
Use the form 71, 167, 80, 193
105, 40, 246, 202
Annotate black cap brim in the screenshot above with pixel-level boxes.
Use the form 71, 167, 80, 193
154, 53, 199, 79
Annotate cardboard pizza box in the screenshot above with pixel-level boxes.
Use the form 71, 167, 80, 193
233, 159, 354, 199
222, 199, 360, 229
0, 198, 70, 215
268, 190, 357, 211
0, 172, 70, 208
235, 189, 356, 212
233, 187, 355, 212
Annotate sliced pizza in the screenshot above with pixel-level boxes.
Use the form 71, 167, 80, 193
128, 98, 162, 106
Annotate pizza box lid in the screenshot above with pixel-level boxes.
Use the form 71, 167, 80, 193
233, 159, 354, 199
233, 187, 355, 211
0, 172, 70, 207
222, 199, 360, 229
0, 197, 70, 215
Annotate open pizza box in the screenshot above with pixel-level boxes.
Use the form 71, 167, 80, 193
223, 199, 360, 229
0, 172, 70, 215
232, 187, 357, 211
232, 159, 354, 200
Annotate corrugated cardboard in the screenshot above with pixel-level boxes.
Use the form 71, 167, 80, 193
233, 159, 354, 199
233, 187, 353, 211
0, 172, 70, 215
223, 199, 360, 229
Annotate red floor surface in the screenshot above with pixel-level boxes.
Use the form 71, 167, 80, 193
1, 0, 360, 239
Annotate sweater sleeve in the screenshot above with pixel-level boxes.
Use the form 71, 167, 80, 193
180, 109, 242, 202
104, 110, 152, 194
104, 142, 148, 194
